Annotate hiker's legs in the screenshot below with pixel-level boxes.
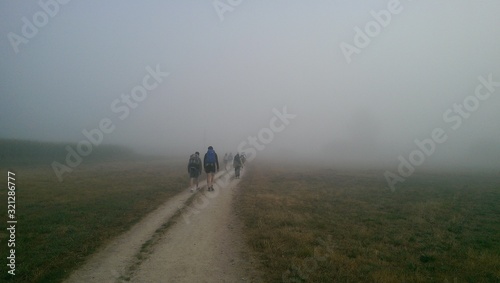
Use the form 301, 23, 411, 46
188, 177, 194, 192
207, 172, 213, 188
189, 168, 196, 186
194, 169, 199, 188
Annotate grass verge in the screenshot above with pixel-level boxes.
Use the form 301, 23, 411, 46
236, 163, 500, 282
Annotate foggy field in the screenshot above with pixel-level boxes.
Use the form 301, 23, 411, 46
0, 140, 499, 282
0, 157, 188, 283
2, 1, 500, 282
236, 163, 500, 282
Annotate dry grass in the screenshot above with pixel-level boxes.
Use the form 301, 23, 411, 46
236, 163, 500, 282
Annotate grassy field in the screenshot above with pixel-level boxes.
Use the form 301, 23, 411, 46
2, 138, 499, 283
236, 162, 500, 282
0, 157, 189, 283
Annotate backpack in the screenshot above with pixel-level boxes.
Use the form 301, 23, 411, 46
188, 154, 200, 168
206, 149, 216, 164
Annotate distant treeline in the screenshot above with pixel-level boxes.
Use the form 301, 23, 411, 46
0, 139, 134, 166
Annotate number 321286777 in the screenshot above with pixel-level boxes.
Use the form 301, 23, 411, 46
8, 171, 16, 219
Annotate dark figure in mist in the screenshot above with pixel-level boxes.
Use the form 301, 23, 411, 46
233, 153, 242, 179
187, 151, 202, 192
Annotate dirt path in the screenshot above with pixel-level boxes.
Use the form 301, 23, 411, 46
65, 170, 261, 283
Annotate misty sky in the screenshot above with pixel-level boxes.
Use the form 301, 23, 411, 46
1, 0, 500, 169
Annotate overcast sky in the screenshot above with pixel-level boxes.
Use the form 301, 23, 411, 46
1, 0, 499, 170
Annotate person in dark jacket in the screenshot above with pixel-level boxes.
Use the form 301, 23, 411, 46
204, 146, 219, 191
233, 153, 242, 179
187, 152, 202, 192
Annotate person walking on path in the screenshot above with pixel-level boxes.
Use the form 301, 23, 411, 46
204, 146, 219, 191
233, 153, 242, 179
187, 152, 202, 192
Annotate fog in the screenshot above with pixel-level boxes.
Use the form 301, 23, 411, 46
1, 1, 500, 172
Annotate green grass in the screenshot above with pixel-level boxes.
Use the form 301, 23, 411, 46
236, 163, 500, 282
0, 158, 188, 283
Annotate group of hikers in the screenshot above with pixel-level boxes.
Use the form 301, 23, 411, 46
186, 146, 246, 193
